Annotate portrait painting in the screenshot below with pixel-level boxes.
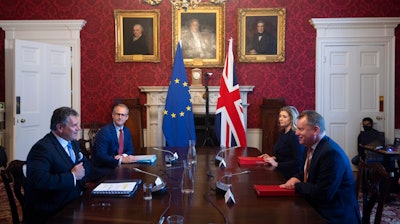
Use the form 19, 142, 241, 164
238, 8, 286, 63
114, 10, 160, 62
173, 3, 225, 68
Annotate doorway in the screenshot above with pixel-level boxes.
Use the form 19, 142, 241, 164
311, 17, 400, 162
0, 20, 85, 160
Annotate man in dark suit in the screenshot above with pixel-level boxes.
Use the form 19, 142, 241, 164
247, 20, 277, 55
351, 117, 385, 166
124, 24, 150, 55
25, 107, 91, 223
281, 110, 361, 224
92, 103, 136, 170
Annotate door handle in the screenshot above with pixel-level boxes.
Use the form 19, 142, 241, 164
375, 116, 383, 121
20, 118, 26, 123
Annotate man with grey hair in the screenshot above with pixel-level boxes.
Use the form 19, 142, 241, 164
124, 23, 150, 55
280, 110, 361, 223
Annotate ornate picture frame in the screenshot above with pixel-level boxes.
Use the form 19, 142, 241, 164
114, 9, 160, 62
173, 3, 225, 68
238, 8, 286, 63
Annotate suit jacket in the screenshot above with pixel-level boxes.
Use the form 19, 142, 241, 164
294, 136, 361, 224
124, 35, 150, 55
249, 32, 277, 55
92, 123, 134, 168
24, 132, 90, 223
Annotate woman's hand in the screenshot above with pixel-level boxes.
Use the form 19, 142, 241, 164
265, 157, 278, 167
258, 153, 271, 159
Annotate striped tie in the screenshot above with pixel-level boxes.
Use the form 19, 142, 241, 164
303, 147, 313, 182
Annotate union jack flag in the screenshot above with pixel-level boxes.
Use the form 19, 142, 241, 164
215, 38, 247, 147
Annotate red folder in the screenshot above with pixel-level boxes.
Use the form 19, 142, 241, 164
253, 185, 297, 197
237, 156, 265, 165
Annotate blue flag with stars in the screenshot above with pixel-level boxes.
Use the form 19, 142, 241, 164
162, 42, 196, 147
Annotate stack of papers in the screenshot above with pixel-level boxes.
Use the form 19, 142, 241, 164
253, 185, 297, 197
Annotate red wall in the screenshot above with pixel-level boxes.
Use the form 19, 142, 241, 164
0, 0, 400, 129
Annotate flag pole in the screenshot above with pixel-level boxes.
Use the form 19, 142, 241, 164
202, 72, 214, 147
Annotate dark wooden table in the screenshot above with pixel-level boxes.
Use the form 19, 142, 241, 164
364, 146, 400, 172
49, 147, 324, 224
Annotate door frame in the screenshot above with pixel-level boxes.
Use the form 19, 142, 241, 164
0, 20, 85, 160
311, 17, 400, 148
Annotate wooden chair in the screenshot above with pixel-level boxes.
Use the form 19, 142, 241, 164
79, 122, 101, 158
0, 160, 26, 224
356, 159, 391, 224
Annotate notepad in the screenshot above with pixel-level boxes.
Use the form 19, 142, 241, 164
91, 179, 142, 197
133, 154, 157, 164
237, 156, 265, 165
253, 185, 297, 197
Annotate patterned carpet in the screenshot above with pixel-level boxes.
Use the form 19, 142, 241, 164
0, 179, 399, 224
360, 193, 400, 224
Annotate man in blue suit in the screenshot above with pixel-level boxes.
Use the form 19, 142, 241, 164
25, 107, 91, 223
92, 103, 136, 169
281, 110, 361, 224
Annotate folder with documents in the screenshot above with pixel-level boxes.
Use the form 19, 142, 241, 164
253, 185, 297, 197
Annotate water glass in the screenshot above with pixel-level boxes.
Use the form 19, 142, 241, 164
143, 183, 152, 200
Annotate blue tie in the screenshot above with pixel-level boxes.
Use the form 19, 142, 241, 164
67, 142, 75, 163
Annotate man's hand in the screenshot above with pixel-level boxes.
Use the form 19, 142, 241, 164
121, 155, 137, 164
280, 177, 300, 189
71, 162, 85, 180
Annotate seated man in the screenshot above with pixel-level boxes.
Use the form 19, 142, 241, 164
91, 104, 137, 175
351, 117, 385, 166
25, 107, 91, 223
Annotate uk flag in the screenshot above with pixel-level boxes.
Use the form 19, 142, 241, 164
215, 38, 247, 147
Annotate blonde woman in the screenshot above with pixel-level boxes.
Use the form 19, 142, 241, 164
258, 106, 305, 179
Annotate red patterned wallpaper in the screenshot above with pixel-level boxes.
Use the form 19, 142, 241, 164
0, 0, 399, 129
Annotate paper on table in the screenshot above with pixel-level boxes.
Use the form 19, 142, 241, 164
132, 154, 157, 163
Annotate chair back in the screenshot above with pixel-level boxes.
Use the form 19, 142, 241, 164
0, 146, 7, 167
356, 159, 391, 224
0, 160, 26, 224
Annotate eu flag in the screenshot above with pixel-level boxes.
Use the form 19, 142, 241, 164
162, 42, 196, 147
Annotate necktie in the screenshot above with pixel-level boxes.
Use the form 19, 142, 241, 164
303, 147, 313, 182
118, 128, 124, 155
67, 142, 75, 163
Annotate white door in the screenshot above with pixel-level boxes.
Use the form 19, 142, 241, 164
14, 39, 71, 160
321, 45, 386, 160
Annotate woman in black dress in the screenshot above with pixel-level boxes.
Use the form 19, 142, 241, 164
258, 106, 305, 179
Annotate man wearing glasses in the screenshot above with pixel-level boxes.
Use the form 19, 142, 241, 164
92, 103, 136, 170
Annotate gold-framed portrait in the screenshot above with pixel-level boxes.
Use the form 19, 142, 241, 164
172, 3, 225, 68
114, 9, 160, 62
238, 8, 286, 63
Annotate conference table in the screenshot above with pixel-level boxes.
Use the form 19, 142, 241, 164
49, 147, 324, 223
